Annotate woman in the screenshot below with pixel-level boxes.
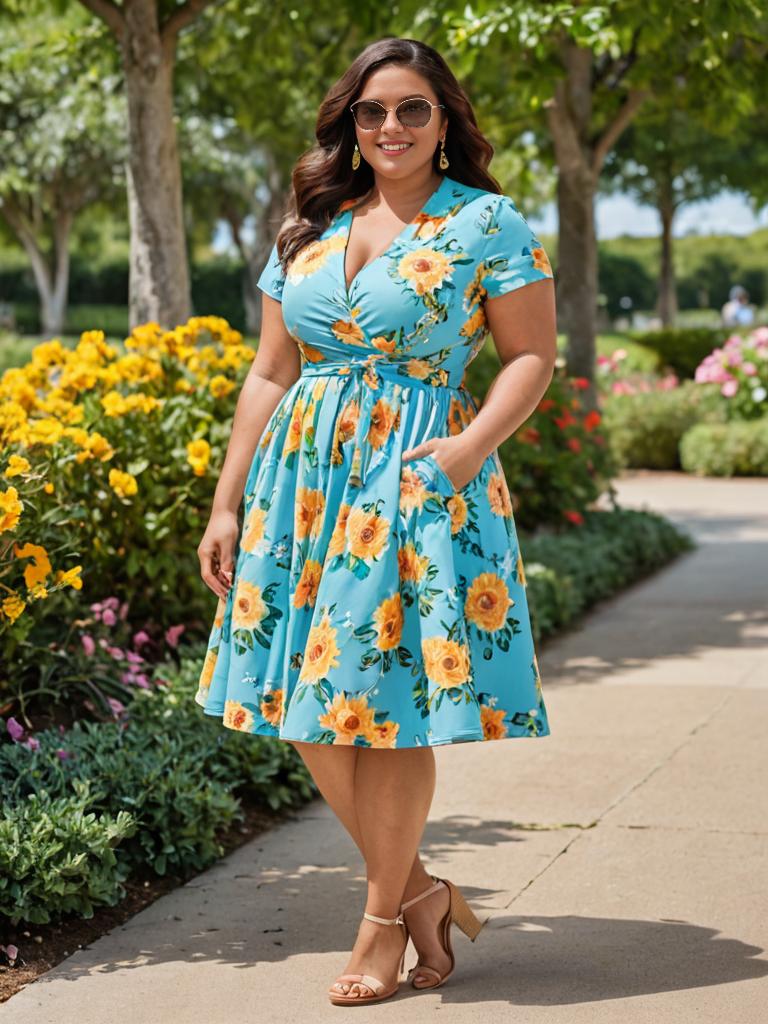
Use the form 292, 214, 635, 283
196, 36, 557, 1007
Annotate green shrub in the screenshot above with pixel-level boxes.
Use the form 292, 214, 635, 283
679, 419, 768, 476
601, 380, 727, 470
627, 327, 731, 379
0, 787, 136, 924
522, 506, 695, 643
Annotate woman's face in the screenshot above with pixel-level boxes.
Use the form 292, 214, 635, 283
351, 64, 446, 181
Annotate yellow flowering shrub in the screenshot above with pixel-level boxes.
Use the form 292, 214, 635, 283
0, 316, 255, 712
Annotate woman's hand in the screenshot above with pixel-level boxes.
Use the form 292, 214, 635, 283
402, 434, 486, 491
198, 509, 240, 600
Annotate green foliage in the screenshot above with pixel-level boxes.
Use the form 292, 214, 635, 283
679, 418, 768, 476
0, 787, 136, 925
0, 656, 317, 925
523, 506, 695, 643
628, 327, 732, 378
601, 380, 727, 469
466, 346, 618, 531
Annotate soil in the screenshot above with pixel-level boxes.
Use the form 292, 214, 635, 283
0, 799, 292, 1004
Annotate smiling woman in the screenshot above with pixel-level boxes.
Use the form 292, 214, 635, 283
194, 35, 557, 1008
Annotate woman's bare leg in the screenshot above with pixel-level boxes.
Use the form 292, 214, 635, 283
289, 741, 451, 991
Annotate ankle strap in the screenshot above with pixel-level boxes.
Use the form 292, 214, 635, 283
363, 910, 405, 926
400, 876, 445, 911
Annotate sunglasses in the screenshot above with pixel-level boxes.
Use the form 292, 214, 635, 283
350, 97, 445, 131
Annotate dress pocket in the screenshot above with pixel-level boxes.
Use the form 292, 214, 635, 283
424, 450, 486, 494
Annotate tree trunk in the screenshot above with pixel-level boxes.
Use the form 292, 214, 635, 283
0, 202, 72, 336
656, 193, 677, 327
556, 167, 598, 388
121, 0, 191, 330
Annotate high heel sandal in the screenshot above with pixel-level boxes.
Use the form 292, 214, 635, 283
327, 910, 409, 1006
400, 875, 483, 990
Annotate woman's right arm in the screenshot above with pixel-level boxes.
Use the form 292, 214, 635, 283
197, 292, 299, 599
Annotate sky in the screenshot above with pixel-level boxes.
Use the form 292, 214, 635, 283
527, 189, 768, 239
212, 188, 767, 253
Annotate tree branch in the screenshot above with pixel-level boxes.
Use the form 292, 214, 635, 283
161, 0, 216, 43
591, 87, 649, 174
77, 0, 125, 40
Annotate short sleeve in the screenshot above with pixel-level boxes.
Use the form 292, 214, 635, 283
256, 238, 286, 302
479, 195, 553, 299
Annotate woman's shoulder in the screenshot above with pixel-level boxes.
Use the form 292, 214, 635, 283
441, 179, 536, 243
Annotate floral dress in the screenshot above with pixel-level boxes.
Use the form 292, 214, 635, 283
195, 173, 554, 748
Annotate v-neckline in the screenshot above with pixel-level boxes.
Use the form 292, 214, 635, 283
341, 175, 448, 294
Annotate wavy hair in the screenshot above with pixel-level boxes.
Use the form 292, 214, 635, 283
269, 36, 502, 272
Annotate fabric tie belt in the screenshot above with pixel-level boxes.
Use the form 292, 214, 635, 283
298, 357, 467, 392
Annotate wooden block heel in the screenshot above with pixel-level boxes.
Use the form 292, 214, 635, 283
445, 880, 483, 941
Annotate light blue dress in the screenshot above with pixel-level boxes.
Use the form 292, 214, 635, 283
196, 173, 554, 748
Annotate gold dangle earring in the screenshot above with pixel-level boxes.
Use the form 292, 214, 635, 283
352, 142, 361, 170
439, 136, 449, 170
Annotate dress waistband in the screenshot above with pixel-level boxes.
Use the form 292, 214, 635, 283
298, 357, 466, 392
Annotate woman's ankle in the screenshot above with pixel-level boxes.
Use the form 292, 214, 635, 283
401, 867, 437, 904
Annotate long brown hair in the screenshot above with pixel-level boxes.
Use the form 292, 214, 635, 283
270, 36, 502, 271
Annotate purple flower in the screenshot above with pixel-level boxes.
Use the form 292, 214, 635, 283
6, 717, 26, 742
56, 748, 72, 761
24, 736, 41, 751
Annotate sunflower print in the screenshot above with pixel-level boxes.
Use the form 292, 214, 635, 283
196, 174, 554, 747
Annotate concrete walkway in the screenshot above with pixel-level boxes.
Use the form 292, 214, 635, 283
6, 472, 768, 1023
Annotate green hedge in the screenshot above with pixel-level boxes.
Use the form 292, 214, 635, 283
0, 658, 317, 925
627, 327, 731, 379
679, 418, 768, 476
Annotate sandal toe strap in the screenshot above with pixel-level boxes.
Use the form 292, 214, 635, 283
408, 964, 443, 982
334, 973, 385, 994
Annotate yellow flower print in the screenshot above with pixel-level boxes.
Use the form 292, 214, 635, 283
371, 335, 396, 353
516, 551, 527, 587
459, 306, 487, 339
232, 578, 268, 630
397, 542, 429, 583
284, 396, 306, 458
464, 265, 486, 310
532, 246, 552, 275
448, 398, 474, 436
0, 485, 23, 532
446, 492, 468, 534
223, 699, 255, 732
367, 397, 397, 449
287, 233, 346, 283
346, 506, 390, 561
487, 472, 513, 517
368, 720, 400, 748
399, 464, 435, 515
197, 648, 218, 698
299, 609, 341, 683
318, 691, 375, 744
295, 486, 325, 541
297, 339, 327, 364
412, 212, 450, 240
213, 596, 226, 628
293, 558, 323, 608
241, 505, 268, 553
373, 593, 404, 651
422, 637, 471, 690
331, 315, 366, 347
465, 572, 514, 632
405, 358, 432, 381
397, 248, 456, 296
260, 687, 284, 726
481, 704, 508, 740
327, 502, 353, 559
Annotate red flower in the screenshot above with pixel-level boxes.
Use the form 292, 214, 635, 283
567, 437, 581, 453
554, 411, 576, 429
572, 377, 590, 390
564, 509, 584, 525
538, 398, 556, 412
584, 410, 602, 431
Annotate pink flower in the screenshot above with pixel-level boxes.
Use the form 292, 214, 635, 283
119, 601, 129, 620
81, 633, 96, 656
742, 361, 757, 376
56, 748, 72, 761
133, 630, 151, 648
102, 608, 117, 627
133, 674, 151, 689
165, 624, 186, 648
103, 597, 120, 610
125, 650, 145, 665
107, 697, 126, 717
721, 379, 739, 397
107, 645, 125, 660
24, 736, 41, 751
6, 717, 25, 742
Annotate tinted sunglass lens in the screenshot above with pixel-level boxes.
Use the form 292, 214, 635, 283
398, 100, 432, 127
354, 102, 386, 129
